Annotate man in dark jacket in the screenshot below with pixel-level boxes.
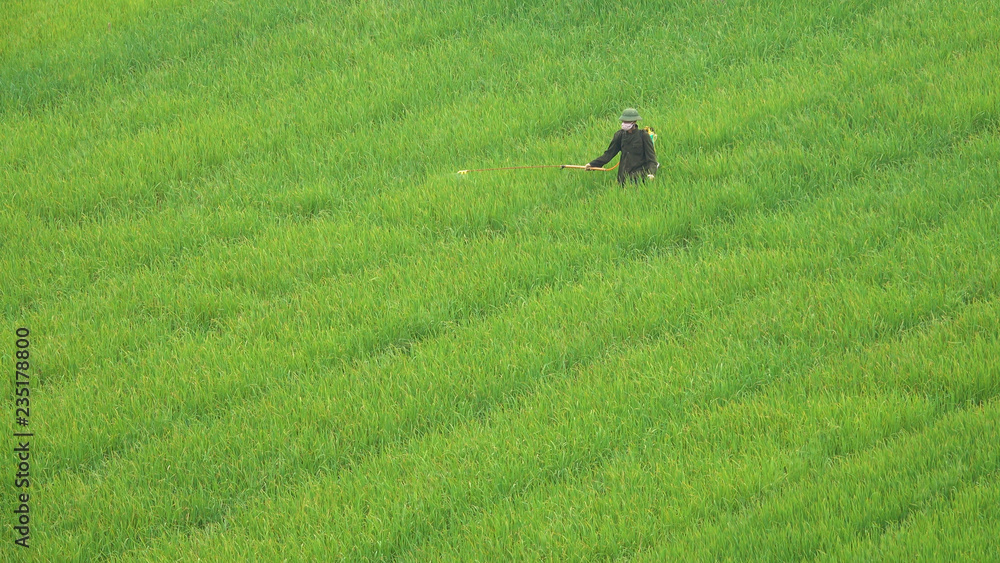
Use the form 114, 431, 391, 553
586, 108, 658, 184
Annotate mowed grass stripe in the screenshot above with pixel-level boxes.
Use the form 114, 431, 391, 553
43, 147, 994, 560
398, 296, 999, 562
110, 179, 999, 561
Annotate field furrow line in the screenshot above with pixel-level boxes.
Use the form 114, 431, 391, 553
817, 468, 1000, 561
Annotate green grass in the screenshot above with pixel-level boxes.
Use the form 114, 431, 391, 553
3, 0, 999, 560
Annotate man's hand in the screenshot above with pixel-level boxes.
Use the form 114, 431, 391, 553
585, 164, 594, 170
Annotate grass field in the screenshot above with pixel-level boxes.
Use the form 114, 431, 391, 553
3, 0, 999, 560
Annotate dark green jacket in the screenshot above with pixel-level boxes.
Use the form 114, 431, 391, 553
589, 127, 658, 183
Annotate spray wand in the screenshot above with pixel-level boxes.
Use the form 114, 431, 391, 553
457, 163, 618, 175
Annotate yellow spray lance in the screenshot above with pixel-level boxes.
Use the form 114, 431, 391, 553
457, 164, 612, 174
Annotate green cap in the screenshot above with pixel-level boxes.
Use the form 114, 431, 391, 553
619, 108, 642, 122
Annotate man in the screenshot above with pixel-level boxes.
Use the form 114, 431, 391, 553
586, 108, 658, 184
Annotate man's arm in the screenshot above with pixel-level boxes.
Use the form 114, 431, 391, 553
588, 131, 622, 168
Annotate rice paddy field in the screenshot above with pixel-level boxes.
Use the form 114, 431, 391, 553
3, 0, 1000, 560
